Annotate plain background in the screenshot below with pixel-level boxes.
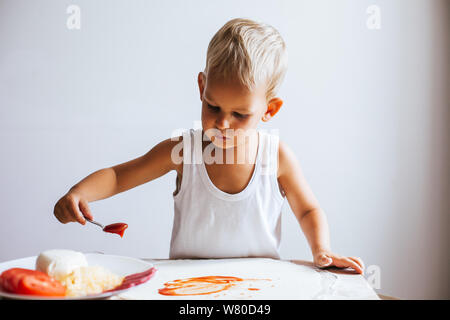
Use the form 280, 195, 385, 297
0, 0, 448, 299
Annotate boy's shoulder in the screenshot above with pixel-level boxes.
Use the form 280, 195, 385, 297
277, 138, 298, 179
153, 135, 184, 174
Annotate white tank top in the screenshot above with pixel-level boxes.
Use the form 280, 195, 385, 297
169, 128, 286, 259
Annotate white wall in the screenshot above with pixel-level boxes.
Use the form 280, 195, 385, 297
0, 0, 448, 299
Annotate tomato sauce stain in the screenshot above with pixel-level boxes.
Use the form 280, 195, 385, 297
158, 276, 244, 296
158, 276, 271, 296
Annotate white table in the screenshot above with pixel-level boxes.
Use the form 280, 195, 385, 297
112, 258, 380, 300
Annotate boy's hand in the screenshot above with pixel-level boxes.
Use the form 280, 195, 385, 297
53, 191, 94, 225
313, 250, 365, 274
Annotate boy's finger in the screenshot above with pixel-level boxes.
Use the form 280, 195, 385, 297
329, 256, 360, 274
68, 199, 86, 225
340, 257, 364, 274
349, 256, 365, 271
79, 198, 93, 221
62, 202, 77, 223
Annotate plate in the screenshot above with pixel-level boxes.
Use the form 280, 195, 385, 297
0, 253, 155, 300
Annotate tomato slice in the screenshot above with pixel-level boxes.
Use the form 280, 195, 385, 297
0, 268, 66, 297
0, 268, 37, 293
17, 273, 66, 296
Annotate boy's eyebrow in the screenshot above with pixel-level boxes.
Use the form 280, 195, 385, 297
204, 94, 252, 113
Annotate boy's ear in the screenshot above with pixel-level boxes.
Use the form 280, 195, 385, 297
262, 98, 283, 122
198, 72, 206, 101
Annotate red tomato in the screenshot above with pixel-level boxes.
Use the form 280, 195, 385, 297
0, 268, 37, 293
17, 273, 66, 296
0, 268, 66, 297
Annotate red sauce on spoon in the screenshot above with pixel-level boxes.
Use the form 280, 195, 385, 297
103, 223, 128, 237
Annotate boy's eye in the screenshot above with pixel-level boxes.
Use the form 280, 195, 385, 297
207, 104, 248, 119
233, 112, 248, 119
207, 104, 220, 112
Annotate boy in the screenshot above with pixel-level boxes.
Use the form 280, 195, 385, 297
54, 18, 364, 274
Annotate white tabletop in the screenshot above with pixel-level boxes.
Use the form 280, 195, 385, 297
113, 258, 380, 300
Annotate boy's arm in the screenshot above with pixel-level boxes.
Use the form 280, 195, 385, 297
277, 140, 364, 274
55, 137, 182, 224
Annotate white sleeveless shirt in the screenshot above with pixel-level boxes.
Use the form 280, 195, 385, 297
169, 128, 286, 259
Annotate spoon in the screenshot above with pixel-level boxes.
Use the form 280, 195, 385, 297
86, 219, 128, 238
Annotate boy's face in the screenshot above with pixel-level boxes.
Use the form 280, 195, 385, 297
197, 72, 282, 150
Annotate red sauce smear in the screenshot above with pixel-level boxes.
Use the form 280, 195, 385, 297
105, 267, 157, 293
103, 223, 128, 237
158, 276, 244, 296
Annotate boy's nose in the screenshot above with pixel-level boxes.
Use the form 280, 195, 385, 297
215, 115, 230, 130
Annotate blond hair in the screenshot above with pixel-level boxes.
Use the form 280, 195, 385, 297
204, 18, 288, 102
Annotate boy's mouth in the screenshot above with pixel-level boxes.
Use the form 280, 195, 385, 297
215, 133, 231, 140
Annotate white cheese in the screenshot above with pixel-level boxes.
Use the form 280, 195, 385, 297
35, 249, 88, 281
